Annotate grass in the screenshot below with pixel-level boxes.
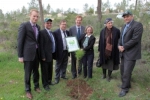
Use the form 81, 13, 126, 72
0, 50, 150, 100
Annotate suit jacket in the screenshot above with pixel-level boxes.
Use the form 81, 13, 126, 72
53, 29, 70, 60
69, 25, 85, 41
118, 20, 143, 60
38, 29, 54, 62
79, 34, 96, 55
17, 21, 40, 61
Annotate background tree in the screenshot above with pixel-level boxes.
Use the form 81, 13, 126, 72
97, 0, 102, 22
38, 0, 44, 29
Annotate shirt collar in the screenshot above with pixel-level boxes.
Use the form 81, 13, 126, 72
76, 25, 81, 29
126, 20, 133, 27
45, 28, 51, 33
85, 34, 91, 37
30, 20, 36, 26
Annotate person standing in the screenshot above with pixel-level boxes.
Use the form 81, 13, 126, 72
38, 18, 55, 91
79, 25, 95, 79
98, 18, 120, 82
53, 20, 69, 84
118, 10, 143, 97
69, 15, 85, 79
17, 9, 41, 99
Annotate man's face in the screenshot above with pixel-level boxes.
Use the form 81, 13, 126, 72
45, 21, 52, 30
123, 15, 133, 23
30, 11, 39, 24
60, 22, 67, 31
106, 21, 113, 29
75, 18, 82, 26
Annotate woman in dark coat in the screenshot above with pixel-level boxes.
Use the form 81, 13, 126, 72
79, 25, 96, 79
98, 18, 120, 81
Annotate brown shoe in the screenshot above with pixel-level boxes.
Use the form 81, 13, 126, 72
26, 92, 32, 99
35, 88, 41, 93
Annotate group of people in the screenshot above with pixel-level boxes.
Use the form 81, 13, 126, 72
17, 9, 143, 99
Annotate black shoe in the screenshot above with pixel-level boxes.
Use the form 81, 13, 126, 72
119, 90, 128, 97
72, 76, 77, 79
44, 86, 50, 91
55, 79, 59, 84
61, 77, 68, 80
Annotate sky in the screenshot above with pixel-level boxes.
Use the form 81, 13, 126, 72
0, 0, 135, 14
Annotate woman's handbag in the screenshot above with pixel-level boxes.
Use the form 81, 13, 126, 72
96, 57, 101, 67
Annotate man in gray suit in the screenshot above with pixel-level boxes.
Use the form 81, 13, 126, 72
18, 9, 41, 99
118, 10, 143, 97
69, 15, 85, 79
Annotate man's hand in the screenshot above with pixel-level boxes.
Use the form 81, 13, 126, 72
42, 58, 46, 61
118, 46, 125, 52
18, 58, 24, 63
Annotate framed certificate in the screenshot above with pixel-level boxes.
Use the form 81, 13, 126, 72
65, 36, 80, 52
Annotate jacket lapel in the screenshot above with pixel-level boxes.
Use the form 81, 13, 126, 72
123, 20, 134, 36
45, 29, 52, 43
27, 22, 36, 40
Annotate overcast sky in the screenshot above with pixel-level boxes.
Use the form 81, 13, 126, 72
0, 0, 135, 14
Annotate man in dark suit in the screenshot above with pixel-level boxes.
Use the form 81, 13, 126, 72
69, 15, 85, 79
118, 10, 143, 97
17, 9, 41, 99
53, 20, 69, 84
38, 18, 55, 91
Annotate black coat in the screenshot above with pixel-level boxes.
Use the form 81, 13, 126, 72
53, 29, 70, 60
98, 26, 120, 67
38, 29, 53, 62
79, 34, 96, 55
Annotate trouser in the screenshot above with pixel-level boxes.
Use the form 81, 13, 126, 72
120, 56, 136, 92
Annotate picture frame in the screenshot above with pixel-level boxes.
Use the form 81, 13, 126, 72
65, 36, 80, 52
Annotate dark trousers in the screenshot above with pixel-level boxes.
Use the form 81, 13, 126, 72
40, 61, 53, 88
82, 53, 94, 78
24, 50, 39, 92
120, 56, 136, 92
55, 50, 68, 80
71, 52, 82, 77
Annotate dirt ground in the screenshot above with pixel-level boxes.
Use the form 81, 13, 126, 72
66, 79, 93, 100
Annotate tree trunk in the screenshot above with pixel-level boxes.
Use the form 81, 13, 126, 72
135, 0, 138, 11
97, 0, 102, 22
38, 0, 44, 29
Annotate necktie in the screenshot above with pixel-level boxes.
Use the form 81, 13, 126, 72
83, 37, 89, 48
63, 31, 67, 50
77, 28, 80, 39
49, 31, 55, 53
63, 31, 67, 37
122, 25, 128, 45
33, 25, 36, 39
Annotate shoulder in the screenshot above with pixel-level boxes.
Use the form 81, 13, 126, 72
69, 26, 76, 30
91, 35, 96, 40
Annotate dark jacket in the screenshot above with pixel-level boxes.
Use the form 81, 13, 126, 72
79, 33, 96, 55
53, 29, 70, 60
17, 22, 40, 61
98, 26, 120, 66
38, 29, 53, 62
118, 20, 143, 60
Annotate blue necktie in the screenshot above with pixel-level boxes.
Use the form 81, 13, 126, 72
77, 28, 80, 39
122, 25, 128, 45
49, 31, 55, 53
83, 37, 89, 48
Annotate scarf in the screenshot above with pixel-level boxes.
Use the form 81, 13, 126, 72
105, 28, 112, 59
